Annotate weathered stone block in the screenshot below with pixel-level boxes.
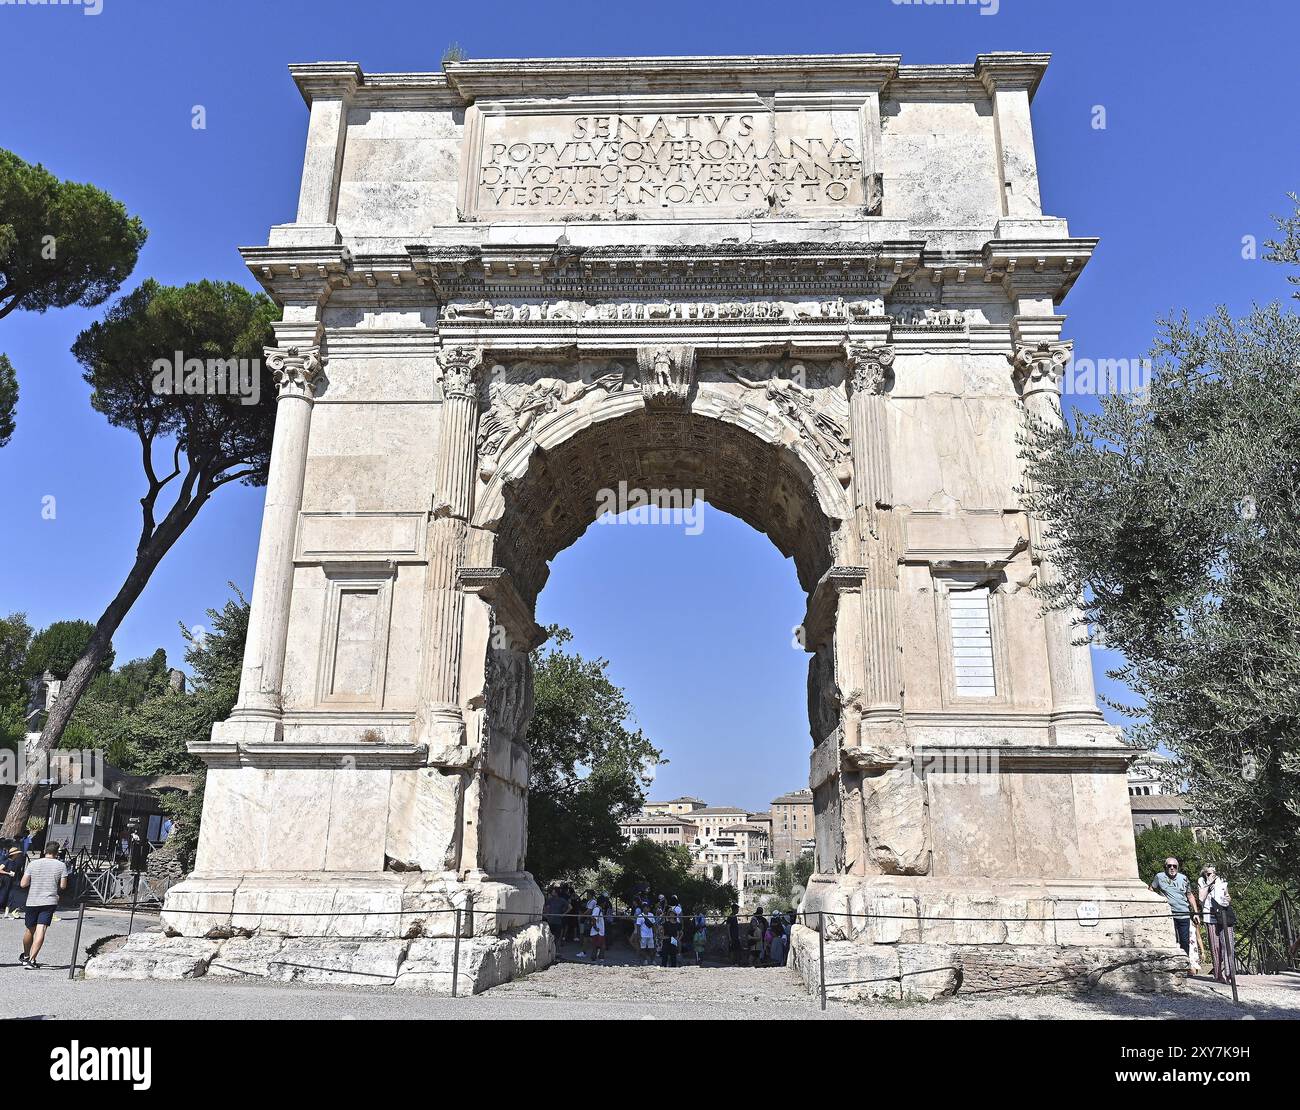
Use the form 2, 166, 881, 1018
85, 934, 221, 981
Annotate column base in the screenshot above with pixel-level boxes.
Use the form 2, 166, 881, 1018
84, 870, 552, 993
793, 874, 1187, 1000
210, 713, 283, 745
85, 926, 554, 994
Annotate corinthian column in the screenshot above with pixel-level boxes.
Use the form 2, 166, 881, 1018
232, 345, 325, 726
1010, 341, 1105, 727
844, 343, 903, 725
416, 346, 485, 751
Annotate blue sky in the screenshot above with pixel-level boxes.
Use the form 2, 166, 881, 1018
1, 0, 1296, 811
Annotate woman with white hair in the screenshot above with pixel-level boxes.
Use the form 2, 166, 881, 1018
1198, 864, 1236, 983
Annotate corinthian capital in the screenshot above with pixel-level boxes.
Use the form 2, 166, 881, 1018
437, 345, 485, 400
264, 346, 325, 397
845, 343, 895, 396
1009, 341, 1073, 399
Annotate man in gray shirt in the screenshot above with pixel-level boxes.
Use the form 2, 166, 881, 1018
20, 842, 68, 970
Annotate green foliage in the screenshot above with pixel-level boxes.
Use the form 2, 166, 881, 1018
770, 855, 815, 907
574, 839, 738, 914
1, 280, 277, 837
773, 860, 795, 900
1264, 191, 1300, 301
74, 279, 279, 496
1022, 204, 1300, 883
0, 147, 147, 322
159, 778, 204, 870
441, 42, 467, 67
0, 702, 24, 754
525, 626, 663, 884
26, 619, 113, 681
99, 588, 245, 781
38, 588, 247, 865
0, 612, 33, 711
0, 353, 15, 447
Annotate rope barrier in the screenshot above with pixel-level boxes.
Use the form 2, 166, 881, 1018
134, 905, 1191, 924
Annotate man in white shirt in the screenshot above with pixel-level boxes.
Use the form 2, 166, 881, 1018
20, 842, 68, 970
636, 904, 657, 966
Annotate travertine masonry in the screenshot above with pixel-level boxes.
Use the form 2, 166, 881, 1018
88, 51, 1179, 995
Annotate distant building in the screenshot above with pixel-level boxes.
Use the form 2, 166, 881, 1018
693, 842, 772, 892
688, 805, 750, 846
771, 789, 815, 861
641, 796, 708, 817
618, 815, 698, 848
1126, 752, 1204, 838
719, 822, 770, 863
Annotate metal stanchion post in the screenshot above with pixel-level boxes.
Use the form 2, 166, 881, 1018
127, 871, 141, 936
1220, 907, 1241, 1006
68, 898, 88, 980
818, 910, 827, 1012
452, 908, 462, 999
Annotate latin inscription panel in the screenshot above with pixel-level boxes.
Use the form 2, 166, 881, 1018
466, 108, 869, 220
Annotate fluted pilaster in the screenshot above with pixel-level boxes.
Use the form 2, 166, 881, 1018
418, 346, 485, 738
844, 343, 903, 722
233, 345, 326, 721
1010, 340, 1104, 726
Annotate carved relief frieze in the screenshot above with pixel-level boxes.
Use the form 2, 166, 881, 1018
440, 297, 881, 327
484, 636, 534, 749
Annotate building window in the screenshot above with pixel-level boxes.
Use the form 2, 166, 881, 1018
948, 585, 996, 697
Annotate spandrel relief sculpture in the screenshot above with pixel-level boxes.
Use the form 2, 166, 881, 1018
477, 363, 632, 479
726, 365, 851, 474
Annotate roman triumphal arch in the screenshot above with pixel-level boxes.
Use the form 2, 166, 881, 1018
90, 52, 1184, 996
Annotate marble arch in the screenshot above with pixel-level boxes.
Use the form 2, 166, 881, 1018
89, 51, 1185, 996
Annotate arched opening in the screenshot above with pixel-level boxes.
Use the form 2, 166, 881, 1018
461, 368, 855, 883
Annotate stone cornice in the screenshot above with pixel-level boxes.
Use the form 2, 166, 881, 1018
288, 53, 1059, 109
406, 240, 924, 300
457, 567, 546, 649
287, 61, 363, 105
804, 565, 871, 645
982, 238, 1098, 301
190, 740, 429, 770
241, 243, 351, 302
974, 52, 1052, 99
445, 54, 901, 99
